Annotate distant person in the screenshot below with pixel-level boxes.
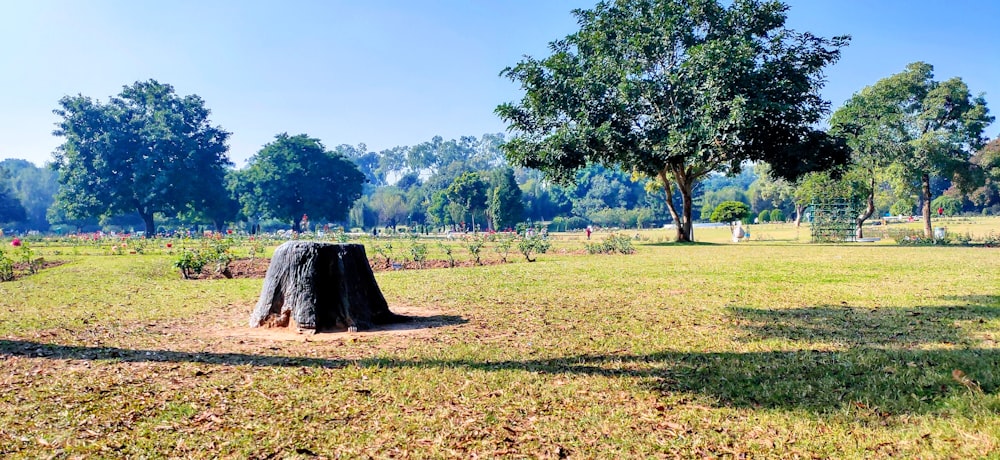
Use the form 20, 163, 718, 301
585, 225, 592, 240
732, 221, 745, 243
938, 207, 944, 217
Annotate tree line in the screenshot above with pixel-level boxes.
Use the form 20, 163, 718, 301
1, 0, 997, 240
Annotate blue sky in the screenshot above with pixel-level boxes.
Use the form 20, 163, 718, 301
2, 0, 998, 168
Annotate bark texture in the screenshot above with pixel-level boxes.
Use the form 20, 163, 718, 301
249, 241, 406, 332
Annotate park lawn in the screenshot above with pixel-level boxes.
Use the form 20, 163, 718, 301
1, 240, 999, 458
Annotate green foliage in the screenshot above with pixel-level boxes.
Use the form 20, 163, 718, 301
770, 209, 785, 222
834, 62, 993, 236
51, 79, 231, 234
463, 234, 485, 265
709, 201, 751, 224
235, 133, 365, 232
408, 239, 428, 268
436, 240, 455, 268
890, 199, 915, 217
0, 250, 13, 281
445, 172, 489, 230
497, 0, 848, 241
174, 248, 207, 279
758, 209, 771, 223
931, 195, 961, 216
371, 240, 394, 268
487, 168, 524, 230
0, 168, 27, 226
584, 233, 636, 255
172, 237, 235, 279
492, 232, 516, 263
517, 232, 550, 262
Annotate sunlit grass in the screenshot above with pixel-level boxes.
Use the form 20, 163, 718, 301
1, 230, 999, 458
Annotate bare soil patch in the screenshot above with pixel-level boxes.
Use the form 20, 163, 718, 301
206, 305, 462, 342
4, 259, 67, 281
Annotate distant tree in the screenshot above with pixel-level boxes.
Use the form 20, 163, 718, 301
710, 201, 750, 229
930, 195, 960, 216
238, 133, 365, 232
751, 163, 796, 220
970, 138, 1000, 211
369, 187, 409, 230
426, 191, 452, 229
395, 172, 422, 190
445, 172, 488, 232
699, 187, 748, 221
0, 159, 58, 231
837, 62, 992, 237
497, 0, 849, 242
0, 169, 26, 225
488, 168, 524, 230
51, 79, 231, 235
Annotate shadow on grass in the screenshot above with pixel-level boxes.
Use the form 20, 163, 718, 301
2, 348, 997, 415
729, 304, 1000, 347
2, 301, 998, 415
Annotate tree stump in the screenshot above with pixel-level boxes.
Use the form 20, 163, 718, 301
249, 241, 407, 332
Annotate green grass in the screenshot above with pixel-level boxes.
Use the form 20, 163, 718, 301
1, 231, 999, 458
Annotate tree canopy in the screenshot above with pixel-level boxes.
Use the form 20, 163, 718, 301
235, 133, 365, 232
497, 0, 849, 241
51, 79, 231, 235
831, 62, 992, 237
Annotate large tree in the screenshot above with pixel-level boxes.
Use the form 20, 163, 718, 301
0, 168, 26, 226
0, 159, 57, 231
497, 0, 849, 241
236, 133, 365, 232
487, 168, 525, 230
445, 172, 488, 231
833, 62, 992, 237
970, 138, 1000, 210
52, 80, 231, 235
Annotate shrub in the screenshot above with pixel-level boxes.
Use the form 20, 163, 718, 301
769, 209, 785, 222
518, 233, 551, 262
493, 232, 516, 263
0, 250, 14, 281
463, 234, 485, 265
437, 241, 456, 268
409, 240, 428, 268
585, 233, 636, 255
174, 248, 207, 279
709, 201, 750, 224
758, 209, 771, 223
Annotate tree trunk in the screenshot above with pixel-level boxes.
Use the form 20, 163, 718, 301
794, 203, 805, 227
855, 178, 876, 239
678, 181, 694, 242
249, 241, 407, 332
921, 172, 933, 237
138, 209, 155, 237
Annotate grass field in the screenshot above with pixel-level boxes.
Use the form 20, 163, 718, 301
1, 224, 999, 458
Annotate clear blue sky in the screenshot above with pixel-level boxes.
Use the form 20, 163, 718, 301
2, 0, 998, 168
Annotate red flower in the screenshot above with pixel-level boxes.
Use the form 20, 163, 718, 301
10, 238, 21, 247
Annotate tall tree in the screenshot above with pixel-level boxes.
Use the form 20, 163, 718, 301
51, 80, 231, 235
445, 172, 488, 231
497, 0, 848, 241
0, 168, 26, 226
0, 159, 58, 231
237, 133, 365, 232
970, 138, 1000, 210
834, 62, 992, 237
487, 168, 525, 230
